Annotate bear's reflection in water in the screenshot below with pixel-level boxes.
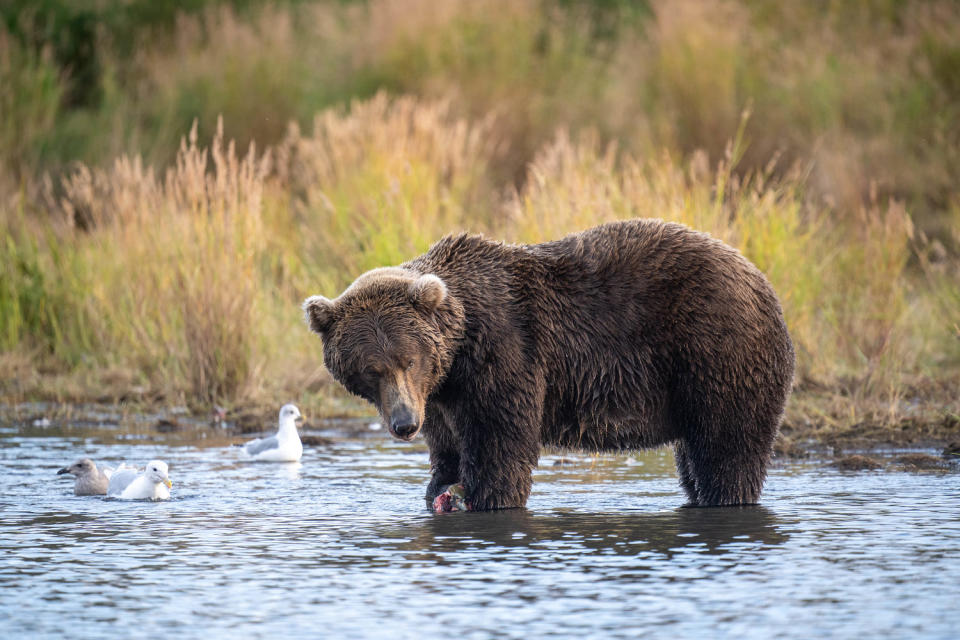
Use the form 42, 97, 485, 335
385, 506, 788, 559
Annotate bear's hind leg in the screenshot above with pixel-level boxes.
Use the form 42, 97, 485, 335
682, 429, 773, 506
673, 440, 699, 505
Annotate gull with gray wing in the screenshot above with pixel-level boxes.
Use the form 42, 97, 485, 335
242, 404, 303, 462
107, 460, 172, 500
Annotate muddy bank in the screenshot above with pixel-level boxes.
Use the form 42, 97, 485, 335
775, 385, 960, 457
0, 401, 382, 449
3, 387, 958, 463
826, 452, 956, 472
774, 412, 960, 460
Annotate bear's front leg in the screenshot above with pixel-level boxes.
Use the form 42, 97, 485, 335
446, 393, 541, 511
425, 458, 459, 502
422, 406, 460, 502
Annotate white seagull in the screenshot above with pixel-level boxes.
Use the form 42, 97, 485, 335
107, 460, 172, 500
242, 404, 304, 462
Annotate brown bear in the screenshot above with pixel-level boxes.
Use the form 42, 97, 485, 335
303, 219, 795, 511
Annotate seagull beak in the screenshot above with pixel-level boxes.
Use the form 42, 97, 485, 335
57, 467, 69, 475
164, 477, 173, 489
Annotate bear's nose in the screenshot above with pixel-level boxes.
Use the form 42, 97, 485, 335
390, 409, 418, 439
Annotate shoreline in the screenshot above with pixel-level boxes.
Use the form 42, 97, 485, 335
2, 388, 957, 461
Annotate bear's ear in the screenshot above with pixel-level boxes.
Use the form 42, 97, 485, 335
302, 295, 337, 335
408, 274, 447, 314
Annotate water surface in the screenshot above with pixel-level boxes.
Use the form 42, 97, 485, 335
1, 414, 957, 639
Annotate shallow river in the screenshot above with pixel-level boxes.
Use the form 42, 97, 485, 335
1, 413, 958, 639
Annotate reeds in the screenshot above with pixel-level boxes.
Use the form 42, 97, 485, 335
3, 120, 270, 402
2, 93, 956, 416
5, 0, 957, 223
276, 92, 501, 287
0, 0, 958, 424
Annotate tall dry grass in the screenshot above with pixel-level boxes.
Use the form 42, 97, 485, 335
5, 0, 958, 228
0, 64, 957, 425
217, 1, 960, 222
3, 120, 270, 402
276, 93, 501, 289
0, 94, 507, 405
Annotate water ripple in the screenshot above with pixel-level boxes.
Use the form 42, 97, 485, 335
1, 425, 958, 639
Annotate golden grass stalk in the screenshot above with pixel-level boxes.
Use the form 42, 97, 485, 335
0, 92, 954, 427
52, 118, 269, 401
276, 92, 501, 291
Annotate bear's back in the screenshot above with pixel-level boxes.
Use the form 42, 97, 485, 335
530, 218, 747, 282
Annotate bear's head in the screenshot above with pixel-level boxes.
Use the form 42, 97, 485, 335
302, 267, 461, 441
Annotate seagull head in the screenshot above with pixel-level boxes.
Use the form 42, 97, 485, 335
146, 460, 173, 489
58, 458, 96, 477
279, 403, 303, 426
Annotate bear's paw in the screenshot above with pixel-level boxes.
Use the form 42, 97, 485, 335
432, 483, 470, 513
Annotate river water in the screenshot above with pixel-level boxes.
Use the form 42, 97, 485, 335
1, 412, 957, 639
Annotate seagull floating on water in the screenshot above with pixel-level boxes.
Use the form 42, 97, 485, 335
241, 404, 304, 462
57, 458, 115, 495
107, 460, 172, 500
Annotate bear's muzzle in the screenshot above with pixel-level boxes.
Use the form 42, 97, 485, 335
389, 406, 419, 440
381, 370, 424, 441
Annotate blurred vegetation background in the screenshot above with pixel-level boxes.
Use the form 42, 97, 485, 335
1, 0, 958, 436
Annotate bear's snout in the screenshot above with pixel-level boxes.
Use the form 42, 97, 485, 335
379, 369, 424, 441
389, 405, 419, 440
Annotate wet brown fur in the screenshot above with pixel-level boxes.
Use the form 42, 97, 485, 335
304, 219, 795, 510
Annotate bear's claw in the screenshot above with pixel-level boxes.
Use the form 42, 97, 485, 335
432, 483, 470, 513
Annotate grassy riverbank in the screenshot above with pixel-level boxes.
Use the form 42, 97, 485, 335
2, 1, 959, 446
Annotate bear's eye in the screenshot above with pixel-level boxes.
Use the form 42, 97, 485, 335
406, 359, 415, 370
